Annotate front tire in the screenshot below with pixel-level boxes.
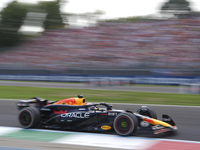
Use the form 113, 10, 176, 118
136, 106, 157, 119
18, 107, 40, 129
113, 113, 138, 136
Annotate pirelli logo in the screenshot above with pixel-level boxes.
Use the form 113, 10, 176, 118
101, 125, 112, 130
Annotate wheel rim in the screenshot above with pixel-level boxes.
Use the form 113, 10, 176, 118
19, 110, 32, 127
115, 116, 131, 134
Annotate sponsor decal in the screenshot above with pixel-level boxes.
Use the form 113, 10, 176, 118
54, 110, 68, 114
100, 113, 108, 116
154, 128, 168, 134
66, 99, 77, 105
153, 125, 165, 130
162, 118, 171, 122
140, 121, 150, 127
40, 108, 51, 111
108, 112, 116, 116
101, 125, 112, 130
79, 108, 86, 110
61, 112, 90, 118
17, 103, 29, 106
67, 120, 72, 122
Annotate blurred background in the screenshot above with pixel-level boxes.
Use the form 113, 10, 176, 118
0, 0, 200, 86
0, 2, 200, 149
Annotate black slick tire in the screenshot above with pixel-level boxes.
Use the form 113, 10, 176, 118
113, 112, 138, 136
18, 107, 40, 129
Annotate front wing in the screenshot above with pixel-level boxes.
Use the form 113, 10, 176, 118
135, 113, 177, 134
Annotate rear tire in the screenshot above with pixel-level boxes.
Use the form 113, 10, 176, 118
18, 107, 40, 128
113, 113, 138, 136
136, 106, 157, 119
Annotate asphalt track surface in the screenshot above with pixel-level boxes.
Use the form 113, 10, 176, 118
1, 100, 200, 142
0, 81, 199, 149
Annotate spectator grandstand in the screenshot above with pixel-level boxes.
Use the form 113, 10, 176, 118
0, 17, 200, 72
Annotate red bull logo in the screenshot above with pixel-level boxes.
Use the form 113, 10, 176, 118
54, 110, 68, 114
65, 99, 77, 105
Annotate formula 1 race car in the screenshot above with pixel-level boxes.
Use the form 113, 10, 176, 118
16, 95, 177, 136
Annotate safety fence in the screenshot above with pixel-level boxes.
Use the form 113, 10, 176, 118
0, 74, 200, 94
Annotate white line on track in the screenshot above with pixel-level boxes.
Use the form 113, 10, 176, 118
1, 126, 200, 144
156, 138, 200, 144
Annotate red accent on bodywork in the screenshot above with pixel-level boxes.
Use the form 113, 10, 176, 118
154, 129, 168, 134
144, 118, 154, 124
53, 110, 68, 114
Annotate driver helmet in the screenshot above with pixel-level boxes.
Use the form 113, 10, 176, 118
89, 105, 95, 110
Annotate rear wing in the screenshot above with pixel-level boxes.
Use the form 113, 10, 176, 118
16, 97, 48, 110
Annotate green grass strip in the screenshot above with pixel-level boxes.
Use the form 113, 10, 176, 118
1, 130, 71, 142
0, 85, 199, 106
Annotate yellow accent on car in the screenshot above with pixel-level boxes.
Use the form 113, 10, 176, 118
101, 125, 112, 130
121, 122, 127, 127
144, 118, 171, 127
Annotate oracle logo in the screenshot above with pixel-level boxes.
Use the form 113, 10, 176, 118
61, 112, 90, 118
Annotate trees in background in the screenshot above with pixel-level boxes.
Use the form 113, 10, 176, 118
0, 1, 27, 47
160, 0, 192, 18
39, 0, 64, 29
0, 0, 65, 48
